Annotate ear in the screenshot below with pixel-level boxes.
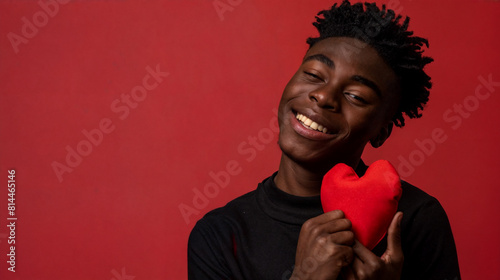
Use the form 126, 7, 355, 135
370, 122, 393, 148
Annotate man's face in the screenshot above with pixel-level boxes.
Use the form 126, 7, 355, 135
277, 37, 401, 171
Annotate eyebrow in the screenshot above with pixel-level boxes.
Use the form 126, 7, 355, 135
351, 75, 382, 97
303, 53, 382, 97
303, 54, 334, 69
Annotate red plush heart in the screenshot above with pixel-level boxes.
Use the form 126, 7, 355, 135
321, 160, 402, 250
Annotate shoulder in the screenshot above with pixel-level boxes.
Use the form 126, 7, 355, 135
189, 187, 260, 242
399, 180, 438, 206
188, 190, 260, 279
188, 190, 256, 248
201, 188, 259, 226
396, 181, 461, 280
398, 180, 449, 224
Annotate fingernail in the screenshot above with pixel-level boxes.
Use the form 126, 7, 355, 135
398, 213, 403, 227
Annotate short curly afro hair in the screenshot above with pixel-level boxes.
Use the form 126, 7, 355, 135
307, 0, 433, 127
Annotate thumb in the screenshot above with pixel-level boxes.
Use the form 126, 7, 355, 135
381, 212, 404, 264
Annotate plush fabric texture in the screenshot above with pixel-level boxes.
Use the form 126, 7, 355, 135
321, 160, 402, 249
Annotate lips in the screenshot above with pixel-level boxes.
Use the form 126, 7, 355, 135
289, 110, 337, 141
295, 113, 329, 134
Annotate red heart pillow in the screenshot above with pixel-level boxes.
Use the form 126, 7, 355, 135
321, 160, 402, 250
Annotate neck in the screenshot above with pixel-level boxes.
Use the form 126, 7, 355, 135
274, 153, 361, 197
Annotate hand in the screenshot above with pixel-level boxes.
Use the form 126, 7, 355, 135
342, 212, 404, 280
291, 210, 355, 280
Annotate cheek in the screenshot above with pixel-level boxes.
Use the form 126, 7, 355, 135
344, 109, 383, 139
281, 73, 314, 100
278, 82, 295, 110
277, 82, 305, 123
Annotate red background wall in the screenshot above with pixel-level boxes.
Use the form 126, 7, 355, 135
0, 0, 499, 279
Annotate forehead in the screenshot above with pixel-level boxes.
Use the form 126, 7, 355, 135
304, 37, 400, 96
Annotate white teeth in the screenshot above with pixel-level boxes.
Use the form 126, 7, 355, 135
295, 113, 329, 134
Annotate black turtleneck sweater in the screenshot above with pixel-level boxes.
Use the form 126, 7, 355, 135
188, 165, 460, 280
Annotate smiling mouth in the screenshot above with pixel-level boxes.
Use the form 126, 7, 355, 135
295, 113, 330, 134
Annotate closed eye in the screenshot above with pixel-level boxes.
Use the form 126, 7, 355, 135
345, 92, 368, 104
304, 71, 323, 82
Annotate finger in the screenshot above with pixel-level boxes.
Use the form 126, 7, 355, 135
301, 210, 345, 233
316, 243, 354, 267
307, 215, 352, 235
328, 230, 355, 246
381, 212, 404, 263
349, 255, 365, 278
303, 210, 345, 229
301, 219, 352, 241
324, 218, 352, 234
339, 245, 355, 267
352, 239, 376, 263
319, 209, 345, 222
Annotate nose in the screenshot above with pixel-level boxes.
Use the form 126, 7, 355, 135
308, 84, 340, 111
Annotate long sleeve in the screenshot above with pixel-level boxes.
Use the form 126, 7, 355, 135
400, 197, 461, 280
188, 218, 234, 280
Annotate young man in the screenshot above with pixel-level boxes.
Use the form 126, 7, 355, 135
188, 1, 460, 279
